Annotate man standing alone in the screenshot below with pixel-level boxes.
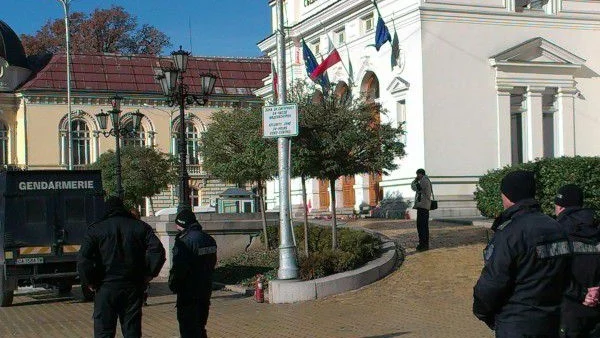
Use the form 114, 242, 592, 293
78, 196, 166, 338
411, 168, 432, 251
473, 171, 570, 337
554, 184, 600, 337
169, 209, 217, 338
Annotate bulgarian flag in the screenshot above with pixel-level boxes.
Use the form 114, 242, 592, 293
310, 48, 341, 81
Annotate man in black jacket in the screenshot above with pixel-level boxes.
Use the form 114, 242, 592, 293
169, 209, 217, 338
78, 196, 166, 338
554, 184, 600, 337
473, 171, 571, 337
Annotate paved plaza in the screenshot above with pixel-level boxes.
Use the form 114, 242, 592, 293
0, 220, 494, 338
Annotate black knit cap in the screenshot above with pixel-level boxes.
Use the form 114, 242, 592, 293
500, 170, 536, 203
416, 168, 426, 175
104, 196, 126, 216
555, 184, 583, 208
175, 209, 197, 228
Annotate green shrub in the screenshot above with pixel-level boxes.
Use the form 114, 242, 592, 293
299, 250, 359, 280
214, 250, 279, 286
474, 161, 538, 218
537, 157, 600, 216
259, 224, 382, 281
475, 156, 600, 218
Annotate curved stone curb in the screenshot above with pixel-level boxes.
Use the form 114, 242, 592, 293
268, 240, 398, 304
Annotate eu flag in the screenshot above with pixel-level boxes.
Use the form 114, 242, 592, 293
302, 39, 330, 90
374, 16, 392, 51
302, 39, 319, 76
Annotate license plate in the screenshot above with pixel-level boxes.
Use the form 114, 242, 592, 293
15, 257, 44, 265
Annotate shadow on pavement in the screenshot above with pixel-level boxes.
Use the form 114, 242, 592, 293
145, 300, 176, 307
361, 332, 411, 338
363, 220, 490, 257
211, 292, 248, 300
11, 291, 80, 307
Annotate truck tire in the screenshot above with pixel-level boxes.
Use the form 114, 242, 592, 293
0, 269, 14, 307
81, 285, 94, 302
0, 290, 14, 307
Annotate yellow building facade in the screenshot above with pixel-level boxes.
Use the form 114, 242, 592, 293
0, 20, 270, 215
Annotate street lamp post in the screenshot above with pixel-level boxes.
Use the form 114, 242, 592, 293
57, 0, 74, 170
95, 94, 144, 199
154, 46, 217, 212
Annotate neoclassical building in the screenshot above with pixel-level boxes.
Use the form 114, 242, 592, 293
0, 20, 270, 215
257, 0, 600, 217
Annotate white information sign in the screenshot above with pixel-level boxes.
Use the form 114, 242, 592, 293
262, 104, 298, 138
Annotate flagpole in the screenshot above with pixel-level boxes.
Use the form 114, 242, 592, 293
276, 0, 299, 281
344, 43, 354, 87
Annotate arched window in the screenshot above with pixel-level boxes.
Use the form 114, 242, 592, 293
72, 120, 91, 166
335, 81, 351, 104
121, 121, 146, 147
186, 122, 201, 165
61, 119, 91, 166
0, 121, 8, 165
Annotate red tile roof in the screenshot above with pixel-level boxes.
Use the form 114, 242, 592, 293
19, 53, 271, 96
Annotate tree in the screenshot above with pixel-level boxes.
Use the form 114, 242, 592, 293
20, 6, 171, 56
89, 145, 177, 211
290, 80, 406, 250
288, 81, 322, 256
200, 108, 278, 249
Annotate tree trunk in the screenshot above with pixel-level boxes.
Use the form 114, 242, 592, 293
258, 181, 269, 250
301, 176, 309, 257
329, 178, 338, 250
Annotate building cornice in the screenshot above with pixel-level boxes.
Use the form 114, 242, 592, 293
420, 7, 600, 29
17, 91, 264, 109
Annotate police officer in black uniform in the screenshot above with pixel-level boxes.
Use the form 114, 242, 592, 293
78, 196, 166, 338
169, 209, 217, 338
473, 171, 571, 337
554, 184, 600, 337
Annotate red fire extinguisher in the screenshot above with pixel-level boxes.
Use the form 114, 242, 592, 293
254, 274, 265, 303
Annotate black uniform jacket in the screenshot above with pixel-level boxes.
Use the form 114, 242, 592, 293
168, 223, 217, 298
78, 211, 166, 287
473, 199, 570, 329
558, 207, 600, 318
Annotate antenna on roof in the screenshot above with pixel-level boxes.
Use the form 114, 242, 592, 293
188, 17, 193, 55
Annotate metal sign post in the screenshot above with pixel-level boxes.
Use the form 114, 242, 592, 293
274, 0, 299, 280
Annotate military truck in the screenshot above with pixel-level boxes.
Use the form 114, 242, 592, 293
0, 170, 105, 306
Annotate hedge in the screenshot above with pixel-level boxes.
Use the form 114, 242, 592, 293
475, 156, 600, 218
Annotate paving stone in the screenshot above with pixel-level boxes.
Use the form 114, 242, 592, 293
0, 220, 493, 337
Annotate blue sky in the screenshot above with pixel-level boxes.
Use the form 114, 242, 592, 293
2, 0, 272, 57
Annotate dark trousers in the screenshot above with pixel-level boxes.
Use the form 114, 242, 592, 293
416, 208, 430, 247
93, 285, 143, 338
496, 320, 560, 338
561, 311, 600, 338
177, 295, 211, 338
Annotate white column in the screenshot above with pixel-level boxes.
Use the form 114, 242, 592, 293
354, 174, 369, 210
556, 87, 577, 156
333, 179, 343, 210
525, 86, 545, 161
93, 132, 100, 162
496, 86, 513, 167
310, 179, 320, 212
